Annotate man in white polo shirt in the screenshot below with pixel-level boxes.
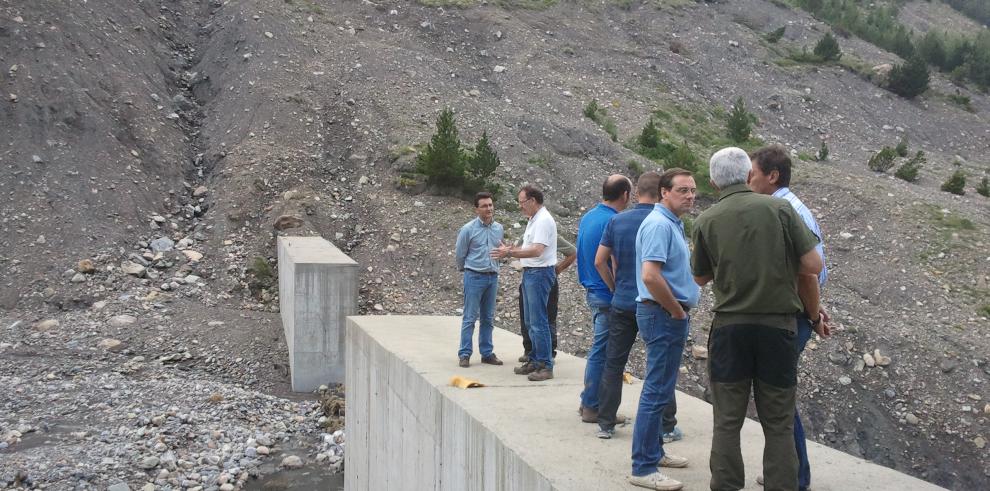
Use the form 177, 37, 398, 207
492, 184, 557, 381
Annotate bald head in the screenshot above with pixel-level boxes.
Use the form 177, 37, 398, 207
602, 173, 632, 211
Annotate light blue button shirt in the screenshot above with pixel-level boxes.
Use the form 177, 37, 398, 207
635, 204, 700, 307
455, 217, 504, 273
773, 187, 828, 286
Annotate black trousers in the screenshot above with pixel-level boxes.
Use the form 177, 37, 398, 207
597, 307, 677, 431
519, 277, 558, 357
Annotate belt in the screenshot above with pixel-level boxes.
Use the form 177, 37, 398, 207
465, 268, 497, 275
522, 266, 554, 270
641, 298, 691, 314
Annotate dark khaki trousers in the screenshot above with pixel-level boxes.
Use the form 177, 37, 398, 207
708, 324, 798, 491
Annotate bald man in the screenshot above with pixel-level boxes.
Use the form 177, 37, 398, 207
576, 174, 632, 422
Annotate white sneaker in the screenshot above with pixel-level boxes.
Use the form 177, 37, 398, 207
628, 471, 683, 490
659, 453, 689, 468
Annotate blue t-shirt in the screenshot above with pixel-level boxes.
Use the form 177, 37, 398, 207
600, 203, 654, 311
577, 203, 618, 301
635, 204, 700, 307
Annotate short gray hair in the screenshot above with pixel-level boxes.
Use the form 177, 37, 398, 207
709, 147, 751, 189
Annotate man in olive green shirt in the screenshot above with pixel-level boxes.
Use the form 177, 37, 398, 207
692, 147, 823, 491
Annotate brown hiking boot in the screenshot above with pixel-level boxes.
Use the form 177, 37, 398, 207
579, 405, 629, 424
459, 357, 470, 368
527, 364, 553, 381
513, 361, 538, 375
480, 354, 503, 366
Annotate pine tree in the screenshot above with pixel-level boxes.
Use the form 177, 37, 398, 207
467, 131, 500, 182
941, 169, 966, 195
726, 97, 753, 143
918, 30, 947, 70
417, 108, 465, 188
765, 26, 786, 44
976, 176, 990, 197
583, 99, 601, 121
813, 32, 841, 62
887, 54, 930, 99
666, 140, 698, 172
816, 140, 829, 161
638, 119, 659, 149
894, 150, 924, 182
868, 147, 898, 172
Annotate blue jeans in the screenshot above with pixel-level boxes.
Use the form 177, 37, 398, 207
580, 292, 612, 409
794, 316, 813, 490
521, 267, 555, 369
631, 302, 689, 477
458, 271, 498, 359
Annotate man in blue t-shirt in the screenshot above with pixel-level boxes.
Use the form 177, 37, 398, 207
593, 171, 678, 441
627, 168, 700, 491
575, 174, 630, 422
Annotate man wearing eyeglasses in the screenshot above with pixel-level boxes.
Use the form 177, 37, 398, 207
454, 191, 505, 368
627, 168, 699, 491
491, 185, 557, 382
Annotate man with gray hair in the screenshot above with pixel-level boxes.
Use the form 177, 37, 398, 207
692, 147, 823, 491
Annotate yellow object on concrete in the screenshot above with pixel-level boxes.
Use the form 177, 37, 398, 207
623, 372, 635, 384
450, 376, 485, 389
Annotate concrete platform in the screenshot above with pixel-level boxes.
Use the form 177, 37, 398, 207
345, 315, 944, 490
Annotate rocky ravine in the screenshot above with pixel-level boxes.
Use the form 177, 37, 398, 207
2, 0, 989, 489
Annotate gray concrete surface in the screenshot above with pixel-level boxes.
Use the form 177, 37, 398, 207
345, 315, 945, 490
277, 236, 357, 391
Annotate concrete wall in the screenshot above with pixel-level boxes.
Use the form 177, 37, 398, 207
345, 315, 947, 491
277, 236, 357, 392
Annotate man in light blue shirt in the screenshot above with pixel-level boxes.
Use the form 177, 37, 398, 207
748, 145, 830, 491
628, 169, 700, 491
454, 192, 505, 368
575, 174, 630, 422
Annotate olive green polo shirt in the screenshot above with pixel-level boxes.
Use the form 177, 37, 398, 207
691, 183, 820, 332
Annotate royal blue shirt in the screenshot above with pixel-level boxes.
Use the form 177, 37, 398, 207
455, 217, 504, 273
600, 203, 655, 311
635, 204, 700, 307
577, 203, 618, 301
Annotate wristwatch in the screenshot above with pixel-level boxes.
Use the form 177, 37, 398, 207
809, 316, 822, 328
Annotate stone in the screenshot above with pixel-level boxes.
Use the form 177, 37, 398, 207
70, 273, 87, 283
77, 259, 96, 273
827, 351, 848, 365
938, 359, 957, 373
184, 275, 202, 284
905, 413, 920, 425
139, 456, 160, 470
873, 349, 891, 367
838, 376, 852, 386
281, 455, 303, 469
33, 319, 59, 332
193, 186, 209, 197
98, 339, 124, 352
493, 65, 506, 73
256, 445, 270, 455
107, 484, 131, 491
121, 261, 147, 277
141, 484, 155, 491
109, 315, 137, 327
975, 437, 987, 449
863, 353, 876, 367
150, 237, 175, 253
273, 215, 304, 231
182, 250, 204, 262
691, 346, 708, 359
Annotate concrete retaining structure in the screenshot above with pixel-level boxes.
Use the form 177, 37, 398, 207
346, 315, 945, 490
277, 236, 357, 392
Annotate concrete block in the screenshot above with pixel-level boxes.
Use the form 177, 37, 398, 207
277, 236, 357, 391
346, 315, 947, 491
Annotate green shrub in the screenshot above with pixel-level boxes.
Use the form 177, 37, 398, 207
726, 97, 754, 143
603, 119, 618, 142
948, 94, 974, 112
894, 151, 924, 182
895, 136, 909, 157
977, 176, 990, 197
813, 32, 841, 62
639, 119, 660, 149
887, 55, 930, 99
583, 99, 601, 121
941, 169, 967, 195
765, 26, 786, 43
666, 140, 698, 172
584, 99, 618, 142
627, 159, 645, 177
816, 140, 829, 161
867, 147, 897, 172
417, 108, 466, 188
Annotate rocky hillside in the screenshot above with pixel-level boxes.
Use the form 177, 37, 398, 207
1, 0, 988, 489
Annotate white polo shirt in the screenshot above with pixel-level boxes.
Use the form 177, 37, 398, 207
521, 206, 557, 267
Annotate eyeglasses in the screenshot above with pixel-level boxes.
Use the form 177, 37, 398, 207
518, 197, 533, 205
670, 187, 697, 195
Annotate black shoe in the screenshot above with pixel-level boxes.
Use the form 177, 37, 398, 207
459, 357, 470, 368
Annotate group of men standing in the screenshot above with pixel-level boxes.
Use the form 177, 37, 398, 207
454, 144, 828, 491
